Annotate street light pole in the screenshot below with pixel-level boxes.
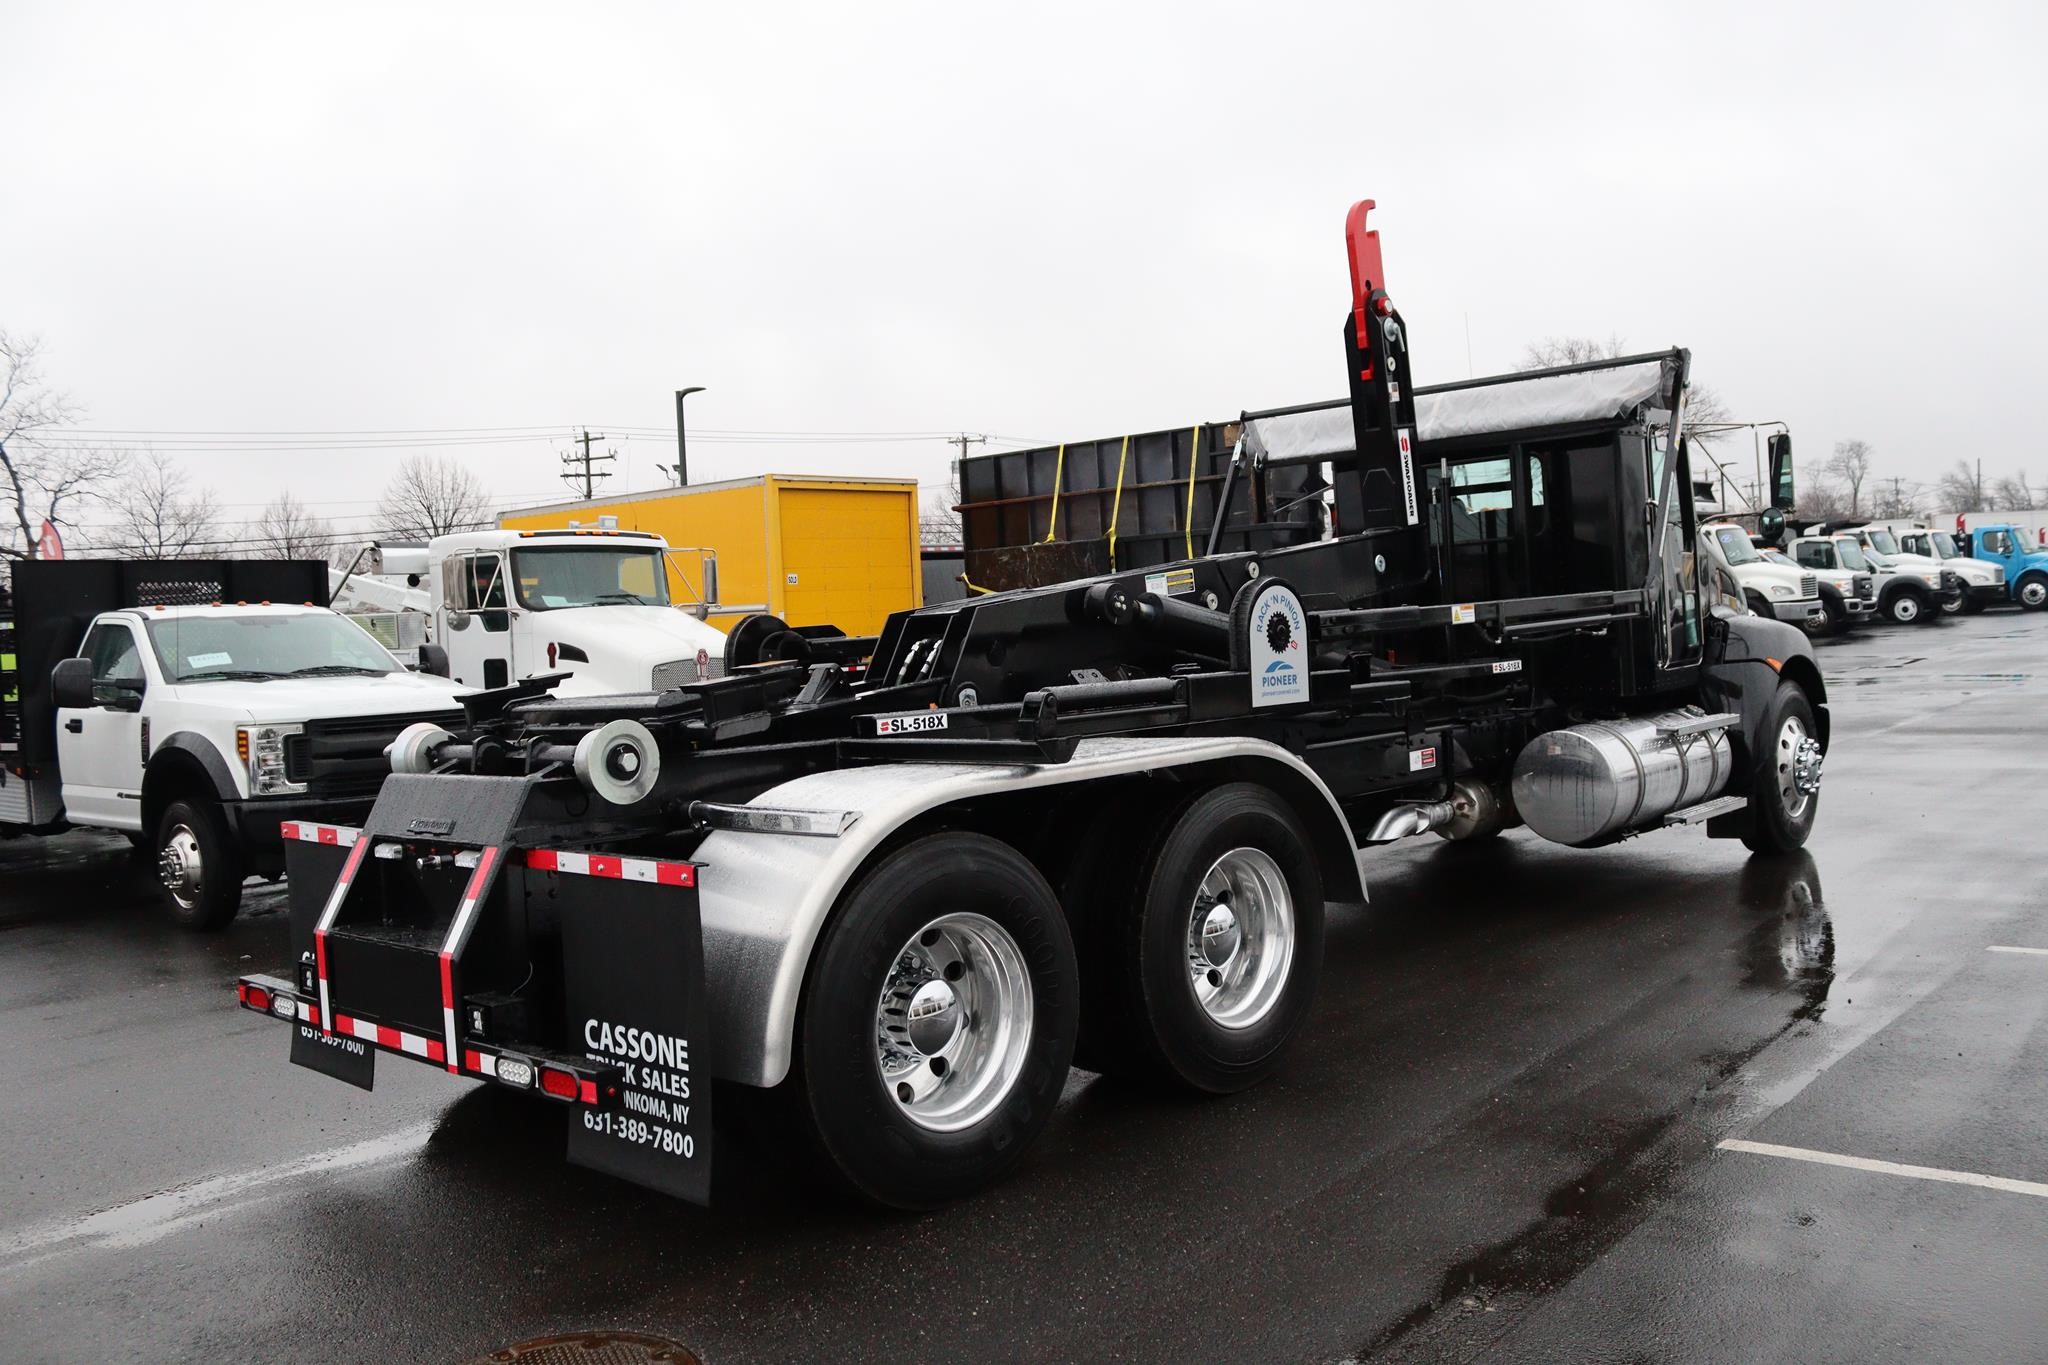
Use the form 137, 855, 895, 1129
674, 387, 707, 487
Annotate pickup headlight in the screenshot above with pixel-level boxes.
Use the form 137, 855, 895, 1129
1768, 584, 1794, 598
237, 723, 307, 795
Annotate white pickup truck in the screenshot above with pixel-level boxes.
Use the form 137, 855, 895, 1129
1, 560, 467, 928
1858, 523, 2003, 615
418, 528, 735, 694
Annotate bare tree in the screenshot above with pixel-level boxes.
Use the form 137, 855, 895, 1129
1992, 473, 2040, 512
0, 330, 123, 557
376, 454, 489, 541
1821, 439, 1875, 519
1870, 476, 1923, 520
250, 490, 335, 560
1934, 460, 1988, 513
1793, 464, 1851, 523
105, 449, 223, 558
1515, 333, 1729, 443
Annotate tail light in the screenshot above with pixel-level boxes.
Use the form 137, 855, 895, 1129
539, 1067, 579, 1100
241, 983, 272, 1012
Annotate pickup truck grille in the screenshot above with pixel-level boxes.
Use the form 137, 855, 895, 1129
1853, 574, 1874, 599
287, 710, 466, 797
1799, 574, 1817, 598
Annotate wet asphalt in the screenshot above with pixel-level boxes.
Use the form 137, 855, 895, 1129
2, 612, 2044, 1364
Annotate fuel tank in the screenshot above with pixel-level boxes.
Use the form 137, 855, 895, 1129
1511, 709, 1735, 847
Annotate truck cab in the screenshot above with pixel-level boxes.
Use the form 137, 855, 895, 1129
1960, 524, 2048, 610
422, 529, 732, 693
1698, 522, 1823, 629
1883, 525, 2004, 613
1841, 523, 1972, 616
30, 593, 468, 927
1781, 535, 1879, 631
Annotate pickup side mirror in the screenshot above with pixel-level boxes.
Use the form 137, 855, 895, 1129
1766, 432, 1795, 511
417, 642, 450, 677
50, 657, 94, 710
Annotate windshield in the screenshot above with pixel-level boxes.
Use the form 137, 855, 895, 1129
1711, 527, 1761, 565
513, 547, 671, 610
1865, 529, 1899, 555
1763, 550, 1797, 568
1930, 532, 1960, 558
146, 612, 400, 681
1833, 537, 1871, 571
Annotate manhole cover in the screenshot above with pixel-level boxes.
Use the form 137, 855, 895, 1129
461, 1331, 703, 1365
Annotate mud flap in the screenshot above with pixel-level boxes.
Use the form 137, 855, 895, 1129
283, 834, 375, 1090
560, 877, 713, 1205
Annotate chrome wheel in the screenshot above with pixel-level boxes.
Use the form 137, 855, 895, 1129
875, 912, 1033, 1133
2023, 580, 2048, 609
159, 824, 205, 911
1185, 847, 1295, 1030
1777, 716, 1822, 820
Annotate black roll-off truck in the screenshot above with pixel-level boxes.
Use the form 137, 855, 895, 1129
235, 200, 1828, 1208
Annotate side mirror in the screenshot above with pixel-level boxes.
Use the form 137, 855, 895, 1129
50, 657, 95, 710
446, 609, 472, 632
1757, 507, 1787, 545
417, 642, 450, 677
1766, 432, 1795, 511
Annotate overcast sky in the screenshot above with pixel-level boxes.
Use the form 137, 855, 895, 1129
4, 1, 2043, 547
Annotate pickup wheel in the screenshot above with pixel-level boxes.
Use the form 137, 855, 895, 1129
1094, 783, 1325, 1094
1741, 681, 1823, 857
1884, 587, 1928, 625
796, 832, 1077, 1209
154, 797, 244, 929
2018, 574, 2048, 611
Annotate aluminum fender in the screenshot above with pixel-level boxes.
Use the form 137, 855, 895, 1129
694, 734, 1361, 1088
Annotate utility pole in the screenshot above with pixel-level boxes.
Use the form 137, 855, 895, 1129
559, 429, 615, 500
946, 433, 988, 464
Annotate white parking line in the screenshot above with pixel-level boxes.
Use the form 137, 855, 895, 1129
1719, 1139, 2048, 1200
1988, 946, 2048, 957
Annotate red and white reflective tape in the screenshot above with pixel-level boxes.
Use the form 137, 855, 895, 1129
333, 1012, 447, 1064
312, 839, 370, 1036
293, 998, 322, 1027
437, 847, 501, 1073
279, 821, 360, 847
525, 848, 696, 888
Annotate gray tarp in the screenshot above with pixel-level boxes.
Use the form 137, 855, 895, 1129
1242, 357, 1676, 461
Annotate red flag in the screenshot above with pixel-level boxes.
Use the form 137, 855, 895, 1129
35, 519, 63, 560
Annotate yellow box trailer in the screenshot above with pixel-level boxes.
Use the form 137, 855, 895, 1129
498, 475, 923, 637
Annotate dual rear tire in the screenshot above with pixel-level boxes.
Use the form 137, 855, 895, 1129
796, 784, 1326, 1208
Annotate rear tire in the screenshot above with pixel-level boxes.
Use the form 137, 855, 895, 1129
796, 832, 1076, 1209
154, 797, 244, 929
1091, 783, 1325, 1094
1742, 682, 1823, 857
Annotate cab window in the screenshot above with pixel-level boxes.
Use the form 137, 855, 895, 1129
1794, 542, 1834, 569
1985, 529, 2017, 556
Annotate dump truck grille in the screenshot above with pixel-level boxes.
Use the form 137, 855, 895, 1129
652, 656, 724, 691
288, 710, 465, 797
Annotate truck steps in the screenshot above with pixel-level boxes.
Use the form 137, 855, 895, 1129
1663, 794, 1749, 826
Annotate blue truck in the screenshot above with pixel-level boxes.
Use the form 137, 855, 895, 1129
1959, 524, 2048, 610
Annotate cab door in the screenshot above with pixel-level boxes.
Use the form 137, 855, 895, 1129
438, 552, 513, 689
54, 621, 150, 830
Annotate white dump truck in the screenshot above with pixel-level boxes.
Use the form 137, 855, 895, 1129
1699, 522, 1823, 628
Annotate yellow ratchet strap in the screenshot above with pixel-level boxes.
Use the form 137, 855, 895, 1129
957, 573, 995, 596
1105, 434, 1132, 568
1042, 444, 1067, 544
1183, 425, 1202, 559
